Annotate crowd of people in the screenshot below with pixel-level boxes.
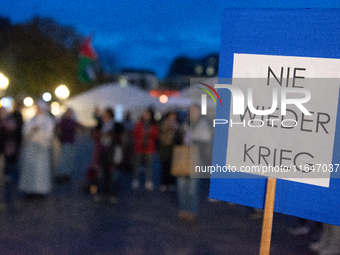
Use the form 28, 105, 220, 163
84, 104, 213, 221
0, 100, 338, 254
0, 100, 212, 221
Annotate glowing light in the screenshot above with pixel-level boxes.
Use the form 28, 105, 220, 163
206, 66, 215, 76
115, 104, 124, 123
24, 97, 34, 107
51, 107, 60, 116
150, 90, 158, 97
119, 77, 128, 87
1, 97, 11, 108
1, 97, 13, 112
159, 95, 168, 104
22, 106, 36, 120
51, 101, 60, 108
195, 65, 203, 75
55, 85, 70, 99
0, 73, 9, 90
154, 112, 162, 121
50, 101, 60, 116
42, 92, 52, 102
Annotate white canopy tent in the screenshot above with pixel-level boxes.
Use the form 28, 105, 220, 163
158, 96, 191, 111
66, 83, 161, 126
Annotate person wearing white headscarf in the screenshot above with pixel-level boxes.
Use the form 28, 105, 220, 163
18, 101, 55, 197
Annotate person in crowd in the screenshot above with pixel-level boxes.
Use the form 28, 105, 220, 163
93, 106, 103, 131
158, 111, 178, 192
93, 108, 123, 203
1, 102, 23, 205
0, 107, 8, 208
18, 101, 55, 198
121, 111, 134, 173
84, 109, 102, 195
4, 102, 23, 184
123, 111, 134, 131
131, 107, 158, 191
55, 108, 80, 184
175, 104, 212, 221
9, 101, 23, 158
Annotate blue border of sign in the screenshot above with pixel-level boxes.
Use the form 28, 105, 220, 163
209, 8, 340, 225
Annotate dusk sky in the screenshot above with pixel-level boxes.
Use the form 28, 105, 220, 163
0, 0, 339, 78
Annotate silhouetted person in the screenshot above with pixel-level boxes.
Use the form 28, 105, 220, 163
56, 108, 80, 183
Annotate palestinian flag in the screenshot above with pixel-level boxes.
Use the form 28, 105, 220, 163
78, 37, 98, 83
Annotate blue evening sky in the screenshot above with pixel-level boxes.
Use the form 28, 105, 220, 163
0, 0, 339, 78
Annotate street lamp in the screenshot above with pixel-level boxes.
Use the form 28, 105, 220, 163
159, 94, 168, 104
0, 73, 9, 99
23, 97, 34, 107
51, 101, 60, 116
55, 85, 69, 116
0, 73, 9, 91
55, 85, 70, 100
42, 92, 52, 102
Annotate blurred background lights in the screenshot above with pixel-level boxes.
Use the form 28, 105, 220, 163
1, 97, 12, 108
23, 97, 34, 107
55, 85, 70, 99
195, 65, 203, 75
0, 97, 13, 112
51, 107, 60, 116
114, 104, 124, 123
0, 73, 9, 90
154, 111, 162, 121
206, 66, 215, 76
51, 101, 60, 108
159, 94, 168, 104
42, 92, 52, 102
51, 101, 60, 116
119, 77, 128, 87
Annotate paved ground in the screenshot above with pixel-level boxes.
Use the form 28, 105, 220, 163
0, 133, 323, 255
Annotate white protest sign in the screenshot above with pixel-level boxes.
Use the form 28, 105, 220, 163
225, 54, 340, 187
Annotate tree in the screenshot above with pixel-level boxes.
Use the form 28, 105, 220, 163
167, 56, 195, 77
3, 23, 78, 97
29, 16, 82, 53
0, 16, 106, 98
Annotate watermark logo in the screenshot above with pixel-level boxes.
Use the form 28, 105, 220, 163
198, 82, 222, 115
199, 83, 311, 116
196, 76, 313, 129
214, 84, 311, 116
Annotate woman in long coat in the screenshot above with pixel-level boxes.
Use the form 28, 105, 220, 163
18, 102, 55, 196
